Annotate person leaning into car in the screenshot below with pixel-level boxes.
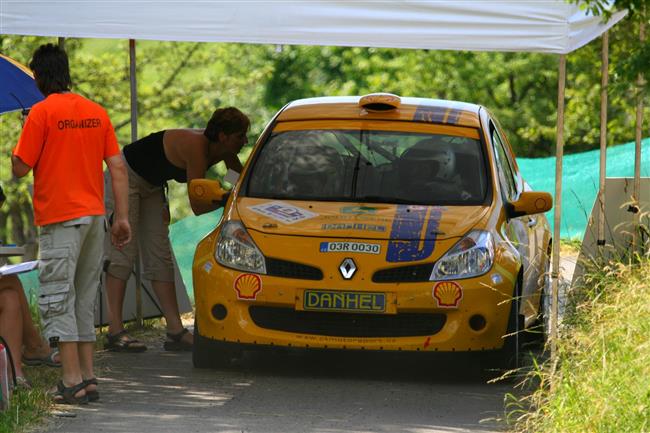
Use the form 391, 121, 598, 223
103, 107, 250, 353
11, 44, 131, 405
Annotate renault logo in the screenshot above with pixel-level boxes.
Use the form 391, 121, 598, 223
339, 258, 357, 279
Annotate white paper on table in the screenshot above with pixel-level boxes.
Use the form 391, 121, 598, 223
0, 260, 38, 276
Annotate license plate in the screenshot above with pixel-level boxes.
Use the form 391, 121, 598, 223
302, 289, 386, 313
319, 241, 381, 254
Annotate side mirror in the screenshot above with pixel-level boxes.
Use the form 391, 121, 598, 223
188, 179, 229, 209
508, 191, 553, 218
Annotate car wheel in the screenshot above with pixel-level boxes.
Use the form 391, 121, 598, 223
530, 248, 552, 346
500, 281, 524, 371
192, 319, 237, 369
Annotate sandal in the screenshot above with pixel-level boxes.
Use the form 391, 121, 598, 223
105, 330, 147, 353
23, 349, 61, 367
83, 378, 99, 402
163, 328, 193, 352
52, 380, 89, 405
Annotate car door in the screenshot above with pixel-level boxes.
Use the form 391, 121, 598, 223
489, 120, 534, 309
490, 120, 544, 324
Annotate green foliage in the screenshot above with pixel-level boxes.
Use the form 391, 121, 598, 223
572, 0, 649, 94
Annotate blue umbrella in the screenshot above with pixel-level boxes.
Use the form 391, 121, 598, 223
0, 53, 44, 115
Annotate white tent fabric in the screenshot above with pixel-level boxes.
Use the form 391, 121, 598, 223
1, 1, 626, 54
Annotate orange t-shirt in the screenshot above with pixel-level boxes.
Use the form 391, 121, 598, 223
13, 93, 120, 226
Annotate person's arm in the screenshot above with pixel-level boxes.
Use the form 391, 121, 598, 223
223, 153, 243, 173
105, 155, 131, 249
11, 155, 32, 178
184, 143, 217, 216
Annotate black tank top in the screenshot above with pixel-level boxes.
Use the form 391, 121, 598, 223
123, 131, 187, 186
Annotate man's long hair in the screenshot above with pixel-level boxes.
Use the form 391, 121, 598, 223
29, 44, 71, 96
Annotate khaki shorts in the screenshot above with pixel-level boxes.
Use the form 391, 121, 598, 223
104, 160, 174, 283
38, 215, 105, 343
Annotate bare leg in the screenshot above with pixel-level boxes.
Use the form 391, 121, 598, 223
0, 289, 25, 378
78, 342, 96, 393
105, 273, 128, 335
151, 280, 192, 344
57, 341, 85, 398
4, 277, 55, 360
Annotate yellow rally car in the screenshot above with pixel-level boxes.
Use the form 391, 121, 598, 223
190, 93, 552, 369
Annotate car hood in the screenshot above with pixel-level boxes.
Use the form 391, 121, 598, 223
236, 198, 489, 240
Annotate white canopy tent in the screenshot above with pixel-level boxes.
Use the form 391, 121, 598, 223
2, 1, 640, 358
2, 1, 625, 54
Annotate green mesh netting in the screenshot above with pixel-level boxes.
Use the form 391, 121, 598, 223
518, 138, 649, 239
168, 208, 223, 300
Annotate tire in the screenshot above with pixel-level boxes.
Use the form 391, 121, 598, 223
500, 280, 524, 371
530, 248, 552, 346
192, 319, 237, 369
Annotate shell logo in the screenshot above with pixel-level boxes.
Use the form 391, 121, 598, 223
234, 274, 262, 300
433, 281, 463, 308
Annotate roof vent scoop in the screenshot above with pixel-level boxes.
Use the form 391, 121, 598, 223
359, 93, 401, 111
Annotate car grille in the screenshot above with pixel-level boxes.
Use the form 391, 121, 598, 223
265, 257, 323, 280
249, 306, 446, 338
372, 263, 434, 283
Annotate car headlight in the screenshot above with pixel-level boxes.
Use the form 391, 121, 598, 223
215, 221, 267, 274
430, 230, 494, 280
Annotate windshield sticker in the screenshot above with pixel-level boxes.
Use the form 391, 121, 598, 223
234, 273, 262, 300
320, 241, 381, 255
321, 223, 386, 232
386, 205, 441, 262
249, 201, 317, 224
433, 281, 463, 308
341, 206, 377, 215
414, 105, 463, 125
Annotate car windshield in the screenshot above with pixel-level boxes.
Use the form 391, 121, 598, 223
246, 128, 488, 205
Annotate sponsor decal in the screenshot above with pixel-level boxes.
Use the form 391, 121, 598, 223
413, 106, 463, 125
303, 289, 385, 313
294, 334, 397, 344
202, 262, 213, 273
321, 214, 393, 223
249, 201, 317, 224
319, 241, 381, 254
433, 281, 463, 308
234, 273, 262, 300
321, 223, 385, 232
386, 205, 442, 262
341, 206, 377, 215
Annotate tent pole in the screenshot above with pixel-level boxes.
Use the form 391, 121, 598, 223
550, 54, 566, 369
633, 22, 645, 253
597, 32, 608, 254
129, 38, 143, 327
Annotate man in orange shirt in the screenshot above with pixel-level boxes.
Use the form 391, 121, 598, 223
11, 44, 131, 405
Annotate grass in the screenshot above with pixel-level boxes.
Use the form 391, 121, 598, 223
511, 257, 650, 432
0, 366, 58, 433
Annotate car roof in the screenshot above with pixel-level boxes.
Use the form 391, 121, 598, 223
276, 96, 482, 128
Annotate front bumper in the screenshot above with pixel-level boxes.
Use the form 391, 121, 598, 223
193, 251, 517, 353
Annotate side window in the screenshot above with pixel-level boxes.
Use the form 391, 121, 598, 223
491, 124, 517, 201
